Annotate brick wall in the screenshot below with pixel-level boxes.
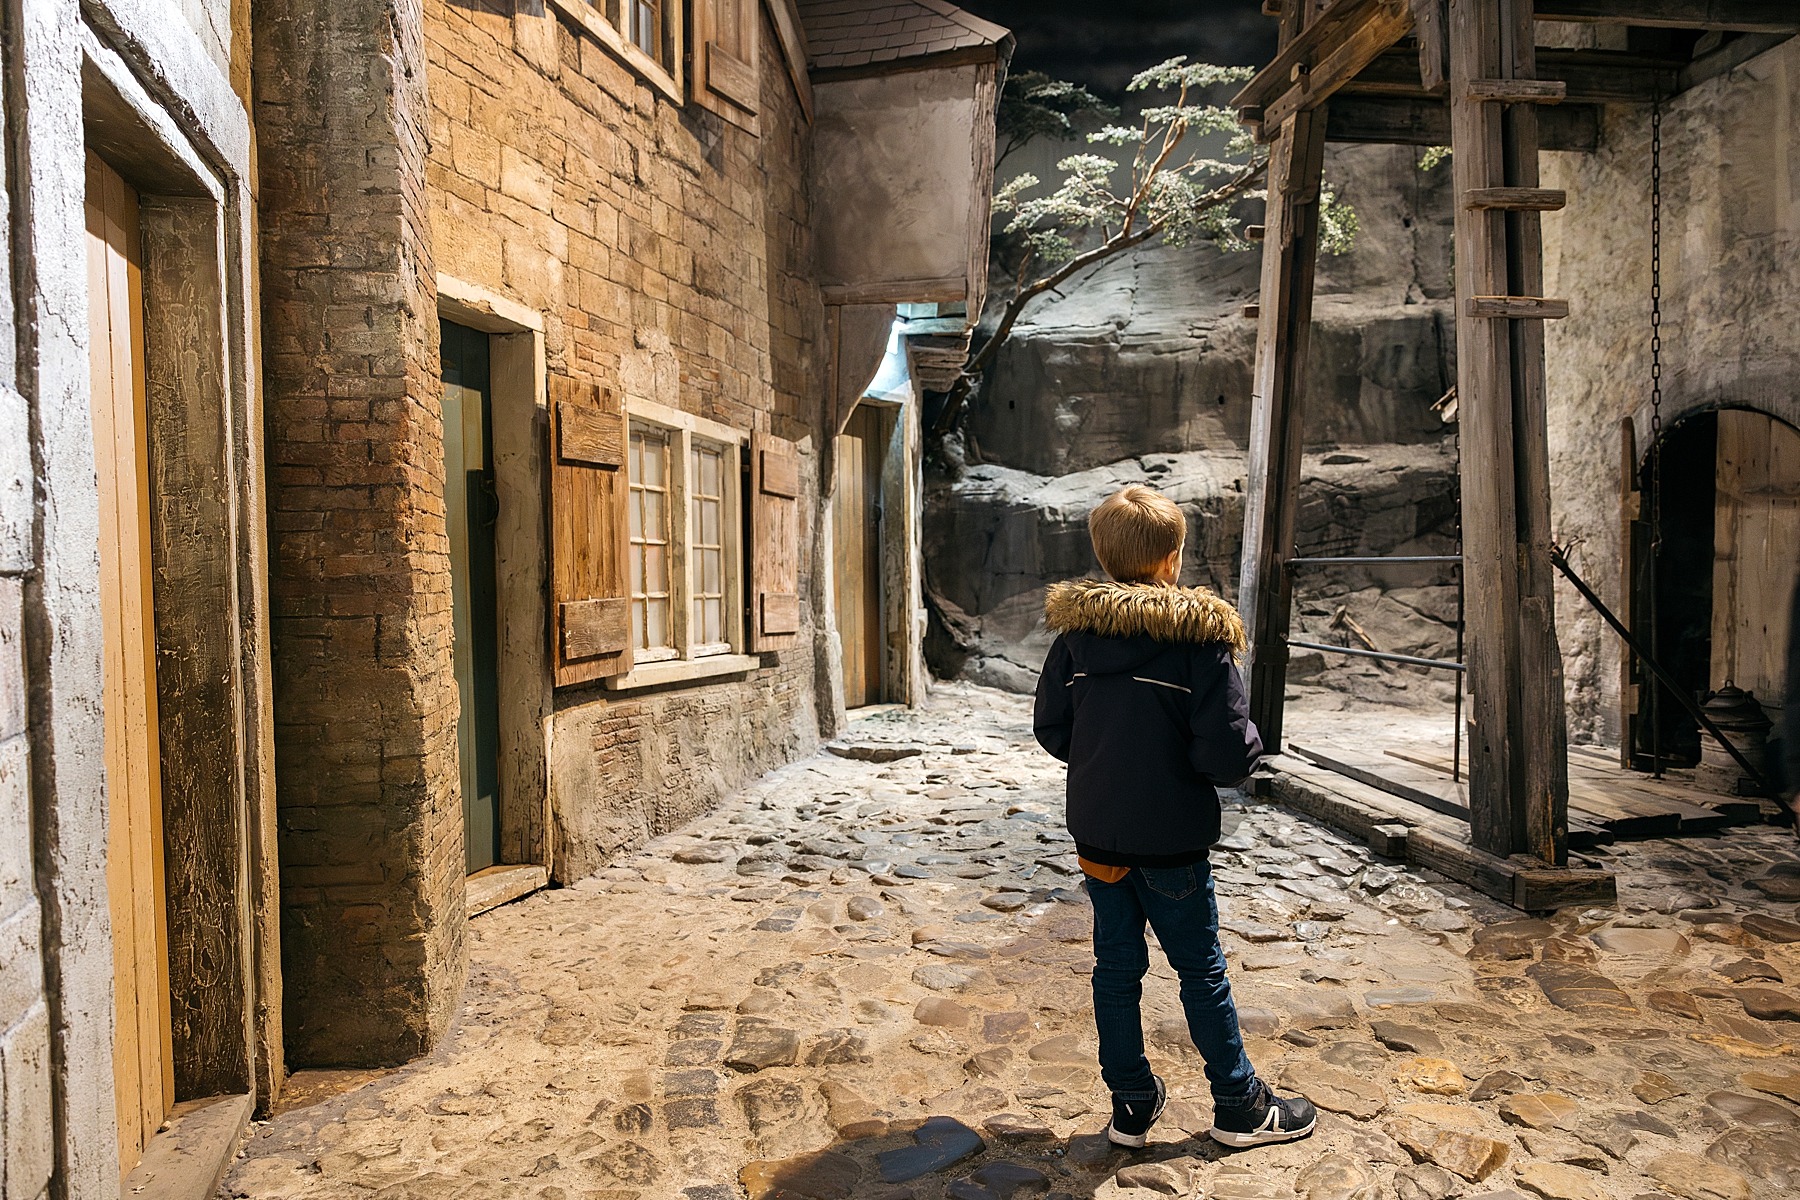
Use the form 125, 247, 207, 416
425, 1, 827, 882
255, 0, 467, 1066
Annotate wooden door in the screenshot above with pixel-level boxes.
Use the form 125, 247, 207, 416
85, 152, 173, 1175
441, 320, 502, 873
1710, 410, 1800, 720
833, 406, 885, 708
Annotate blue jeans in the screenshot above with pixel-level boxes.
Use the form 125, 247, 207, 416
1085, 862, 1257, 1105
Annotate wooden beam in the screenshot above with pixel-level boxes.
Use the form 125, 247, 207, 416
1463, 187, 1567, 211
1678, 32, 1794, 90
1410, 0, 1449, 89
1448, 0, 1571, 866
1234, 0, 1397, 113
1324, 95, 1600, 151
1238, 106, 1331, 758
1467, 295, 1570, 318
1259, 4, 1418, 136
1468, 79, 1566, 104
1536, 0, 1799, 33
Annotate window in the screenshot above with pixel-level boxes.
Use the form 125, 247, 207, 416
548, 0, 683, 102
619, 401, 745, 674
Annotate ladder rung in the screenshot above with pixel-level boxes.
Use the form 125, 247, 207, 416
1467, 79, 1567, 105
1241, 303, 1261, 319
1467, 296, 1570, 320
1464, 187, 1567, 212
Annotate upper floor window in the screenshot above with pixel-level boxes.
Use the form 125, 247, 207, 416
549, 0, 683, 102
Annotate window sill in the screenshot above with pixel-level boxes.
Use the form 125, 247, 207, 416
603, 653, 760, 693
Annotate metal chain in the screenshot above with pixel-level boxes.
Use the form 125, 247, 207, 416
1648, 94, 1666, 778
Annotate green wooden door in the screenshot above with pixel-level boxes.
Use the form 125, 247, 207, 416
442, 320, 502, 872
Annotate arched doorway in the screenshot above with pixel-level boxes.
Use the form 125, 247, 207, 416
1632, 407, 1800, 771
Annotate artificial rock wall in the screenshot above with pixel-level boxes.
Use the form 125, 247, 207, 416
1543, 37, 1800, 746
930, 142, 1464, 700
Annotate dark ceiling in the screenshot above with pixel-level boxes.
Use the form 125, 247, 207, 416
954, 0, 1278, 97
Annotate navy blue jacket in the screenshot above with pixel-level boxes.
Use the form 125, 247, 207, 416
1033, 580, 1263, 867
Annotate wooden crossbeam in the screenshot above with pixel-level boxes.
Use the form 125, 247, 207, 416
1256, 3, 1418, 137
1324, 95, 1600, 152
1467, 295, 1571, 319
1468, 78, 1567, 104
1234, 0, 1399, 113
1463, 187, 1567, 211
1536, 0, 1799, 33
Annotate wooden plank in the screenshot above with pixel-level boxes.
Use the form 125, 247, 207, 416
557, 400, 624, 467
1511, 864, 1617, 911
1468, 78, 1566, 103
1535, 0, 1799, 34
1466, 296, 1570, 319
1260, 5, 1418, 135
1234, 0, 1391, 112
559, 597, 630, 661
1679, 32, 1793, 92
1325, 96, 1598, 151
1289, 743, 1473, 820
1410, 0, 1448, 90
1464, 187, 1566, 211
1237, 106, 1331, 755
1406, 826, 1519, 905
750, 430, 802, 651
548, 377, 633, 686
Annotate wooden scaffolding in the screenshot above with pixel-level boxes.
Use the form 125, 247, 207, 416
1233, 0, 1797, 908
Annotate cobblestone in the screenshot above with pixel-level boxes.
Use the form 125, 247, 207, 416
227, 685, 1800, 1199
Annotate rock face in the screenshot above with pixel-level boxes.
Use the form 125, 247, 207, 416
926, 143, 1461, 696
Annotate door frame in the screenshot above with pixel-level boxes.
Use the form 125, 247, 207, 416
437, 277, 554, 905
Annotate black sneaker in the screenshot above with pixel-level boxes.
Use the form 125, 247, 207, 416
1208, 1078, 1317, 1147
1106, 1074, 1168, 1148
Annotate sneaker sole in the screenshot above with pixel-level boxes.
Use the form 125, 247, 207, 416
1106, 1125, 1150, 1148
1206, 1117, 1317, 1148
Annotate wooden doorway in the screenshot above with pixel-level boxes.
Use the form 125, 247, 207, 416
1632, 408, 1800, 766
85, 151, 174, 1177
834, 405, 888, 708
442, 320, 503, 873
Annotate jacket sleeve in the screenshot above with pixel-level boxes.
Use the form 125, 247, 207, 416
1187, 644, 1264, 786
1033, 636, 1076, 763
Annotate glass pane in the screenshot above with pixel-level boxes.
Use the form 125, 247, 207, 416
629, 433, 641, 478
629, 488, 643, 539
644, 543, 667, 592
702, 547, 721, 594
631, 600, 645, 648
642, 437, 665, 486
646, 597, 668, 647
630, 545, 643, 594
641, 490, 664, 539
705, 597, 723, 643
700, 446, 723, 493
699, 498, 720, 546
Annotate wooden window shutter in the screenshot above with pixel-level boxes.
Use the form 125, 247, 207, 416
549, 375, 634, 686
749, 429, 801, 651
693, 0, 760, 131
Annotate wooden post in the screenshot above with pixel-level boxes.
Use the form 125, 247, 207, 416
1238, 104, 1329, 752
1448, 0, 1570, 863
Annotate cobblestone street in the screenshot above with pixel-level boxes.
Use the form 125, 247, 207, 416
225, 685, 1800, 1200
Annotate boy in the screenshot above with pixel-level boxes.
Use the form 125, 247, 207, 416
1033, 484, 1315, 1149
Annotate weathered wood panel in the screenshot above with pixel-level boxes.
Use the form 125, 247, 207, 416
1710, 410, 1800, 716
549, 376, 633, 686
750, 431, 802, 651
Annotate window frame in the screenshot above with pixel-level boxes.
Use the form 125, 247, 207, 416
547, 0, 684, 105
608, 399, 748, 687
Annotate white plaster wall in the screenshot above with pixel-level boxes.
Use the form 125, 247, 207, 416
1543, 38, 1800, 746
812, 65, 987, 292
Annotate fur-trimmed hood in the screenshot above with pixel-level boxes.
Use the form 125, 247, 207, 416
1045, 579, 1247, 654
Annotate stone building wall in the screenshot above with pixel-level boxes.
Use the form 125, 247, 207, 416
256, 0, 467, 1067
425, 0, 825, 885
1543, 37, 1800, 745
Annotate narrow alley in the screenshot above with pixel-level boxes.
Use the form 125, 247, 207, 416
224, 686, 1800, 1200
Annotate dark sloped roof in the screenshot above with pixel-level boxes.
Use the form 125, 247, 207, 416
796, 0, 1011, 72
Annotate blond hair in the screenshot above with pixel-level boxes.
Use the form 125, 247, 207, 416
1088, 484, 1185, 583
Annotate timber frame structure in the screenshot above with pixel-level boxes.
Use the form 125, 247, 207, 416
1234, 0, 1796, 907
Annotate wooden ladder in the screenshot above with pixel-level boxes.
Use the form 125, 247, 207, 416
1447, 0, 1572, 865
